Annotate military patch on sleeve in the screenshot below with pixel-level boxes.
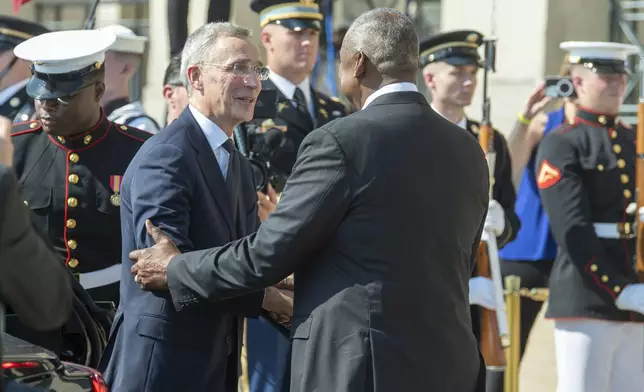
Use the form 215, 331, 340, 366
537, 160, 562, 189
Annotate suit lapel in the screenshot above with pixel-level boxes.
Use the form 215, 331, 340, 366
181, 109, 235, 233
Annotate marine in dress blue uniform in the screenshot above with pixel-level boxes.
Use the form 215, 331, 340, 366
537, 41, 644, 392
9, 29, 152, 310
0, 16, 49, 123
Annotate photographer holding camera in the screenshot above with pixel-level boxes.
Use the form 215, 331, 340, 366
235, 1, 347, 391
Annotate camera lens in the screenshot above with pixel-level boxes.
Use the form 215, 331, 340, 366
556, 79, 573, 97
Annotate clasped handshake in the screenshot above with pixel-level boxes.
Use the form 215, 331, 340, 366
130, 220, 293, 326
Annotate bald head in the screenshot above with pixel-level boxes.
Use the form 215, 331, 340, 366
342, 8, 419, 78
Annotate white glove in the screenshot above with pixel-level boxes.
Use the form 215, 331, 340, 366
469, 276, 499, 310
484, 200, 506, 237
639, 206, 644, 224
615, 284, 644, 315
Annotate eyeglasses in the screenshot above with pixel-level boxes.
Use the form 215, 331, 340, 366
201, 62, 270, 81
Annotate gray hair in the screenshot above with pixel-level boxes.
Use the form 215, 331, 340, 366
180, 22, 252, 95
342, 8, 419, 77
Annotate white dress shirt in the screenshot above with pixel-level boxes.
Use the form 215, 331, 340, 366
269, 70, 314, 118
188, 105, 231, 178
430, 104, 467, 129
362, 82, 418, 110
0, 78, 29, 107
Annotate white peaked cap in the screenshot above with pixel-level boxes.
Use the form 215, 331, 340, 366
560, 41, 639, 62
14, 29, 116, 74
99, 24, 147, 55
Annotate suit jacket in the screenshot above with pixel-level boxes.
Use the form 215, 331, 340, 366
0, 165, 72, 376
99, 108, 265, 392
166, 91, 489, 392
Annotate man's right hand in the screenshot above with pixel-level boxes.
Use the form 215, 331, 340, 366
0, 115, 13, 167
469, 276, 499, 310
262, 286, 293, 325
615, 284, 644, 315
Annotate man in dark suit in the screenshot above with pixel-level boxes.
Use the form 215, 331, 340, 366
0, 17, 49, 123
99, 22, 292, 392
0, 115, 72, 390
130, 9, 488, 392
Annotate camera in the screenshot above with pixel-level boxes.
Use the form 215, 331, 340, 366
234, 88, 293, 193
544, 76, 576, 98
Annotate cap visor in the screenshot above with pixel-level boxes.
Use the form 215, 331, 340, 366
26, 75, 84, 100
592, 64, 628, 74
444, 56, 481, 66
277, 19, 321, 31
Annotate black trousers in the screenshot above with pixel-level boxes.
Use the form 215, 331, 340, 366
167, 0, 232, 57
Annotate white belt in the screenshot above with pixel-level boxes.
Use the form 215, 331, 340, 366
593, 222, 634, 239
78, 264, 121, 289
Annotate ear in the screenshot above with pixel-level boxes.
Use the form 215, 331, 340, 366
162, 84, 174, 102
422, 71, 433, 88
260, 29, 272, 51
571, 75, 583, 94
353, 52, 366, 79
186, 65, 203, 92
95, 82, 105, 102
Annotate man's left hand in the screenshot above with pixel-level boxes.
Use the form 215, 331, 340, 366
130, 220, 181, 291
484, 200, 506, 237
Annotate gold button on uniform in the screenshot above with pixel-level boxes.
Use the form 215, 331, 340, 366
610, 130, 617, 139
613, 144, 622, 154
84, 135, 92, 145
29, 122, 38, 129
601, 275, 609, 282
590, 264, 598, 272
57, 136, 65, 144
68, 258, 79, 268
67, 197, 78, 207
621, 174, 629, 184
66, 219, 77, 229
68, 174, 79, 184
69, 153, 79, 163
614, 286, 621, 293
598, 115, 606, 124
624, 189, 632, 199
67, 239, 77, 249
618, 159, 626, 169
23, 200, 28, 206
597, 164, 604, 171
120, 125, 127, 130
